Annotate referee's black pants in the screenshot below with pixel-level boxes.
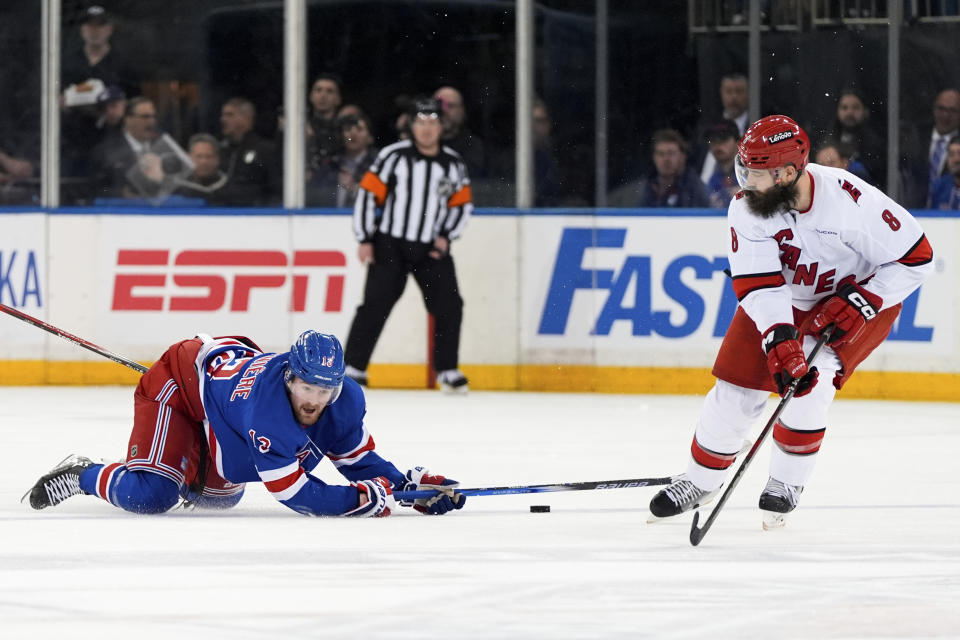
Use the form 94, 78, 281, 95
345, 233, 464, 372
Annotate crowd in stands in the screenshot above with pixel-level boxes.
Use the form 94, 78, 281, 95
3, 5, 960, 211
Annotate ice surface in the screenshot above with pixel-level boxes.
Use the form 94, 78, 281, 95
1, 387, 958, 638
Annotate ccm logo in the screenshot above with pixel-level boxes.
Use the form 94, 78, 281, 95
112, 249, 346, 312
849, 292, 878, 319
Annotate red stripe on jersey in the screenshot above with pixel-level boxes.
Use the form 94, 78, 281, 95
690, 437, 738, 470
898, 234, 933, 267
773, 422, 825, 455
731, 272, 786, 301
327, 434, 376, 461
97, 463, 123, 500
264, 467, 305, 494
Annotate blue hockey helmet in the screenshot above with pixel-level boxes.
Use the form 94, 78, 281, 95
285, 330, 345, 403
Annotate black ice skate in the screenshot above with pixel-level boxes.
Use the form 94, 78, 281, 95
22, 454, 94, 510
647, 474, 719, 522
759, 476, 803, 530
437, 369, 469, 395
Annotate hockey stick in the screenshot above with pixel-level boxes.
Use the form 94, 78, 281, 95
689, 325, 834, 546
0, 302, 148, 374
394, 475, 679, 501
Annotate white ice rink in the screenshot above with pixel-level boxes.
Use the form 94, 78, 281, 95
1, 386, 958, 639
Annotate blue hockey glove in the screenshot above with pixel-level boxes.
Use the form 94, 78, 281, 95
344, 476, 395, 518
401, 467, 466, 515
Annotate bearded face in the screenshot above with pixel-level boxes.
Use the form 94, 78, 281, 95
743, 178, 801, 218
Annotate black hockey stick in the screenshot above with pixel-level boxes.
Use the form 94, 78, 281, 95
689, 326, 834, 546
0, 302, 148, 374
394, 475, 679, 501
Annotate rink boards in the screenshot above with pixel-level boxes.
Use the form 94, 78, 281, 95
0, 208, 957, 400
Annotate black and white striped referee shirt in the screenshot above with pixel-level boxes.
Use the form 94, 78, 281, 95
353, 140, 472, 244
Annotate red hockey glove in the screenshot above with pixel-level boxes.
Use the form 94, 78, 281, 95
344, 476, 395, 517
810, 283, 882, 346
400, 467, 466, 515
763, 324, 819, 398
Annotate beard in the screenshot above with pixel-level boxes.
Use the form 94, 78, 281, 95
292, 401, 323, 425
743, 180, 800, 218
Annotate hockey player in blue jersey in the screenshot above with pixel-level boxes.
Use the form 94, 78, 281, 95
25, 330, 466, 518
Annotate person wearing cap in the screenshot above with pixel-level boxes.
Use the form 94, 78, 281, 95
62, 5, 140, 99
648, 114, 933, 531
344, 97, 473, 393
94, 85, 127, 137
703, 119, 741, 208
24, 331, 466, 518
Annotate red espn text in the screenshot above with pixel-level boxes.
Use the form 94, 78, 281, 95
112, 249, 346, 312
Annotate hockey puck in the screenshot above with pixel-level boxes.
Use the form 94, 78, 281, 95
530, 505, 551, 513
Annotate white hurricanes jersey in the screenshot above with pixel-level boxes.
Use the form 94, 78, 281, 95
727, 163, 934, 334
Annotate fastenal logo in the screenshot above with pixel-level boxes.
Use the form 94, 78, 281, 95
112, 249, 346, 312
768, 130, 795, 144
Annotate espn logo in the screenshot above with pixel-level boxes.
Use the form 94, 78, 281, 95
112, 249, 346, 312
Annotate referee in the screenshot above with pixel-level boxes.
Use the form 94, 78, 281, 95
344, 97, 473, 393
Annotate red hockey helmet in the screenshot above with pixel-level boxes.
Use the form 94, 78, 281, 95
738, 115, 810, 171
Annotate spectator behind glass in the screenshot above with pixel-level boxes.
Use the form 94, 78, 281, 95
925, 89, 960, 205
62, 5, 140, 100
297, 74, 344, 206
0, 141, 37, 204
88, 96, 159, 199
219, 97, 280, 206
336, 111, 378, 208
902, 88, 960, 208
434, 86, 487, 179
61, 5, 140, 182
829, 87, 885, 187
929, 137, 960, 210
393, 94, 413, 142
174, 133, 229, 205
697, 72, 749, 184
814, 139, 871, 183
95, 85, 127, 139
702, 120, 740, 209
609, 129, 710, 208
532, 98, 561, 206
337, 104, 363, 121
308, 74, 344, 174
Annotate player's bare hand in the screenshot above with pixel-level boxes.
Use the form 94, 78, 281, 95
357, 242, 374, 265
429, 236, 449, 259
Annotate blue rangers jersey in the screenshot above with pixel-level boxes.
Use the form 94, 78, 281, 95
195, 337, 406, 516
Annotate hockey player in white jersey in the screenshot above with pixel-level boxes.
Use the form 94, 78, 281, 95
649, 114, 934, 529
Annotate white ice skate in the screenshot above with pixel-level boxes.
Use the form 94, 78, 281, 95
759, 476, 803, 530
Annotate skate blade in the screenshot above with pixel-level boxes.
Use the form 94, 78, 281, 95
646, 493, 718, 524
761, 510, 787, 530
